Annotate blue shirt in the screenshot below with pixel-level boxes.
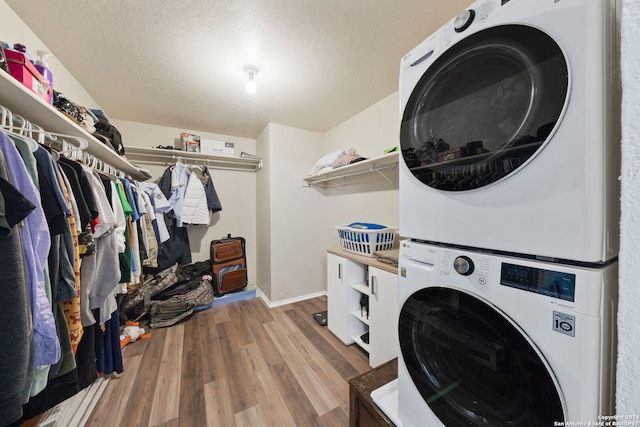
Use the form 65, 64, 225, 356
0, 132, 60, 366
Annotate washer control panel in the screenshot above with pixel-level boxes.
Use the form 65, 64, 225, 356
442, 248, 490, 286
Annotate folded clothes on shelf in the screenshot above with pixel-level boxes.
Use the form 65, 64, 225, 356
373, 248, 399, 267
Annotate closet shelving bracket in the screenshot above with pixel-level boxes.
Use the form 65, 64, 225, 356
302, 152, 399, 188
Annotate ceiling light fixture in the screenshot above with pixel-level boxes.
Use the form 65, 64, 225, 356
243, 65, 259, 94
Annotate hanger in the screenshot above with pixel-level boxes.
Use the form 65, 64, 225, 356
1, 103, 127, 178
0, 106, 40, 152
39, 131, 89, 157
0, 104, 89, 156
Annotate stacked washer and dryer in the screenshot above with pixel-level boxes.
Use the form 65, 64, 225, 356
391, 0, 620, 425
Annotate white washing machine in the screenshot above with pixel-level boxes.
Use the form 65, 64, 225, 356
399, 0, 620, 263
396, 240, 617, 426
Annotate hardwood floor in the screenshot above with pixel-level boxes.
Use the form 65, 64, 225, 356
86, 296, 371, 426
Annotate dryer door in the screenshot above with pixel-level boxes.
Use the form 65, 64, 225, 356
401, 25, 568, 191
399, 287, 564, 426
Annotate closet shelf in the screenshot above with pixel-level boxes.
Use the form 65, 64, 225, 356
303, 152, 399, 188
0, 70, 151, 180
124, 146, 263, 172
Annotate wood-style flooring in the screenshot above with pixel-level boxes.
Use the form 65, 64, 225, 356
86, 295, 371, 426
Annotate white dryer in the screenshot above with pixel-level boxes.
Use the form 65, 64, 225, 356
396, 240, 617, 426
399, 0, 620, 263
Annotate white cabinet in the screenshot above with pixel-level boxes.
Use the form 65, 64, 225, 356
327, 250, 399, 368
367, 267, 399, 368
327, 253, 367, 345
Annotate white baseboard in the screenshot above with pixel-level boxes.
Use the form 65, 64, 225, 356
259, 290, 327, 308
38, 376, 111, 427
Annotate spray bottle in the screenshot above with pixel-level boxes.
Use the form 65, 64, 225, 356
35, 51, 54, 104
35, 51, 53, 89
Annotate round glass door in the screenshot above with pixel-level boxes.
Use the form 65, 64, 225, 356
401, 25, 568, 191
399, 287, 564, 426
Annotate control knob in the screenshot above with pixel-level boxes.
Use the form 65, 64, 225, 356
454, 9, 475, 33
454, 256, 474, 276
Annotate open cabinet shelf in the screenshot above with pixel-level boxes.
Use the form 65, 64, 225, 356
0, 70, 151, 180
351, 309, 371, 326
303, 152, 399, 188
352, 333, 371, 354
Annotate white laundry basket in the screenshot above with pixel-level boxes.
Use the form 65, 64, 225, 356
336, 223, 397, 257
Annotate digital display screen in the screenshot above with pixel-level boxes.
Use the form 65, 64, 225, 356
500, 263, 575, 302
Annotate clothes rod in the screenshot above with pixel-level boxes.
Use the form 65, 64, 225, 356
124, 148, 262, 172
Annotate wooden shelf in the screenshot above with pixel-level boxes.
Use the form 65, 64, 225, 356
327, 248, 398, 275
0, 70, 151, 180
303, 152, 398, 188
124, 146, 263, 172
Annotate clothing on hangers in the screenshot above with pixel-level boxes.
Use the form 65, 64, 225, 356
0, 101, 203, 423
158, 161, 222, 226
0, 116, 151, 423
0, 155, 37, 427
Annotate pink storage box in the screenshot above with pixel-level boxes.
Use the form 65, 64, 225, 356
3, 48, 52, 104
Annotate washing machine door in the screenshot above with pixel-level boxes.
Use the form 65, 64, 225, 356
401, 25, 568, 191
399, 287, 564, 426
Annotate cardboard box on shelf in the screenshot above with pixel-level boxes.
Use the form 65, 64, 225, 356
180, 132, 200, 152
200, 139, 235, 156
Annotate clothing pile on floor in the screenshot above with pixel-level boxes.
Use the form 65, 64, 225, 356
120, 261, 215, 329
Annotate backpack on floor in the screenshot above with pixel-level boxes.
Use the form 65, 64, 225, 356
210, 235, 248, 295
146, 261, 215, 328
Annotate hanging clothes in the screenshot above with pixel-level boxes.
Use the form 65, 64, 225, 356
86, 169, 120, 326
138, 181, 172, 244
156, 219, 192, 272
181, 166, 210, 225
0, 132, 60, 367
139, 190, 159, 269
113, 179, 133, 284
0, 125, 137, 421
0, 157, 36, 427
158, 162, 222, 226
148, 162, 222, 274
58, 168, 83, 354
200, 166, 222, 213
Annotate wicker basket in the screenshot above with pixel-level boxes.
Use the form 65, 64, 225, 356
336, 224, 397, 257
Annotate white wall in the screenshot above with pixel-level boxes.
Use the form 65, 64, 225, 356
617, 0, 640, 414
322, 92, 400, 250
0, 1, 100, 110
257, 123, 325, 302
256, 125, 272, 299
111, 119, 258, 278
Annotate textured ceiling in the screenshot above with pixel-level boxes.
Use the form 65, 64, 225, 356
6, 0, 472, 139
